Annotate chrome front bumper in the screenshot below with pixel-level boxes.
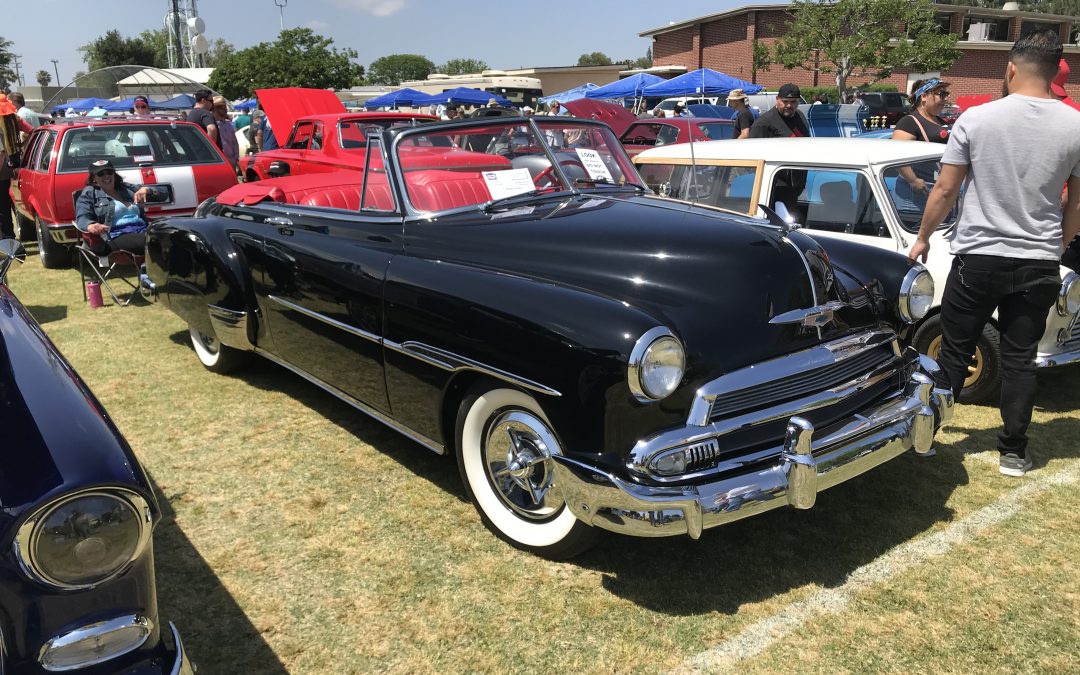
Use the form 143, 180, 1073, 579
551, 367, 954, 540
1035, 347, 1080, 368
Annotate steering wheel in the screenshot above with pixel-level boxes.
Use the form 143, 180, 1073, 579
533, 159, 588, 187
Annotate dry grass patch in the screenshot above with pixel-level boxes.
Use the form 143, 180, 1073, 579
7, 253, 1079, 674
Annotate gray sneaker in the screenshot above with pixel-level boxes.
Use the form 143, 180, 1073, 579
999, 453, 1033, 477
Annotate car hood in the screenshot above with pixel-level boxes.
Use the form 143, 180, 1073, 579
256, 87, 346, 142
404, 194, 882, 379
0, 287, 151, 522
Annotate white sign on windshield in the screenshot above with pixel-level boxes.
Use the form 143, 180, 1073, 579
482, 168, 535, 200
575, 148, 614, 182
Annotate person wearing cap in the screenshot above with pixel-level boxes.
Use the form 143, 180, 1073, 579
726, 89, 755, 139
893, 78, 952, 146
1052, 58, 1080, 112
749, 83, 809, 138
673, 102, 688, 117
907, 30, 1080, 478
186, 89, 219, 145
487, 98, 501, 109
547, 100, 568, 116
521, 106, 534, 116
75, 159, 151, 255
133, 95, 151, 115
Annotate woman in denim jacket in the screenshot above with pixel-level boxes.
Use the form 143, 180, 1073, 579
75, 159, 150, 254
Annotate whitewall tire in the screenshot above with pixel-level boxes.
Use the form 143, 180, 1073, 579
189, 326, 248, 374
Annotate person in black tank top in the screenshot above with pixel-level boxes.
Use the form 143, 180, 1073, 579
893, 78, 952, 193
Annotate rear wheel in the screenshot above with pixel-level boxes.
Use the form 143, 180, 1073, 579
36, 217, 71, 269
914, 314, 1001, 404
456, 386, 595, 559
189, 326, 249, 374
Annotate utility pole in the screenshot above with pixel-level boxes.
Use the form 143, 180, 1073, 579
12, 54, 23, 87
274, 0, 287, 32
50, 59, 60, 85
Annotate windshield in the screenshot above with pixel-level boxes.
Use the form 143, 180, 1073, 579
338, 117, 434, 150
881, 159, 959, 233
392, 119, 642, 212
58, 124, 223, 173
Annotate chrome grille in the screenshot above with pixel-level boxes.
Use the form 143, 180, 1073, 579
708, 345, 897, 423
1065, 319, 1080, 350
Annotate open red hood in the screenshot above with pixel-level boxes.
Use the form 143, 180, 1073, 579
256, 87, 345, 140
563, 99, 638, 137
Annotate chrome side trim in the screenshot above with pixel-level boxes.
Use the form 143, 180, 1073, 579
168, 623, 195, 675
386, 340, 563, 398
687, 329, 896, 426
38, 614, 152, 672
207, 304, 254, 351
1035, 347, 1080, 368
255, 348, 446, 454
266, 295, 380, 344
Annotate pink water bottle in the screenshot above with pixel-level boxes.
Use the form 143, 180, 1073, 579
86, 281, 104, 308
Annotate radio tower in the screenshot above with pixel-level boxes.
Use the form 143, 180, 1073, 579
164, 0, 209, 69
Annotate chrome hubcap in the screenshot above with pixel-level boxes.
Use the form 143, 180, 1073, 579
483, 410, 564, 520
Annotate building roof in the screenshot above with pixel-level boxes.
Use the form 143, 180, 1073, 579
634, 137, 945, 166
640, 3, 1080, 37
116, 68, 214, 86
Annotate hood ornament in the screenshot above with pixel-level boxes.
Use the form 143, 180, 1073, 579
769, 300, 846, 328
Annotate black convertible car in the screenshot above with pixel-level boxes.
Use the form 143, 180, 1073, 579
142, 116, 954, 558
0, 240, 193, 672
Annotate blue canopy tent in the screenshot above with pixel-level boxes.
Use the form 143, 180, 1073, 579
585, 73, 665, 100
102, 97, 144, 112
363, 88, 429, 109
51, 97, 114, 113
641, 69, 763, 98
232, 98, 258, 111
537, 83, 598, 105
150, 94, 196, 110
413, 87, 511, 107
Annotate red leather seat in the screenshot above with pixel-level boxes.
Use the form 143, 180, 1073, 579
297, 182, 394, 211
406, 170, 492, 211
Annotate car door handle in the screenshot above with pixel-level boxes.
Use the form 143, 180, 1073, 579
265, 216, 293, 236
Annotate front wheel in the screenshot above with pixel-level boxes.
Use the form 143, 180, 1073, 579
14, 212, 36, 242
189, 326, 249, 374
456, 387, 595, 559
914, 315, 1001, 404
36, 217, 71, 269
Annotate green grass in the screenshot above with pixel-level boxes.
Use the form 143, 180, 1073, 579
7, 252, 1079, 674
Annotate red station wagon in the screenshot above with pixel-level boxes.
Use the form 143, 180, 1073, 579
9, 116, 237, 268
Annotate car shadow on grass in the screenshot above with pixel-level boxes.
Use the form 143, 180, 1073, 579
166, 330, 465, 501
25, 304, 67, 324
146, 469, 290, 674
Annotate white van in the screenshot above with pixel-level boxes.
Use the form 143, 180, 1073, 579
746, 91, 807, 114
654, 96, 719, 117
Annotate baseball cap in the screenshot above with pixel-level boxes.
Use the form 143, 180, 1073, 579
1052, 59, 1070, 98
521, 106, 534, 112
134, 95, 149, 105
88, 159, 115, 176
777, 83, 801, 100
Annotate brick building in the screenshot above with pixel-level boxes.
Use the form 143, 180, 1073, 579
641, 3, 1080, 100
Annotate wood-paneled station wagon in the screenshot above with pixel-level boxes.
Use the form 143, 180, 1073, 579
141, 116, 954, 558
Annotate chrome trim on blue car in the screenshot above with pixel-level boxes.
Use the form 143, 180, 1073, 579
38, 614, 152, 672
168, 622, 195, 675
267, 295, 380, 344
386, 340, 563, 398
208, 304, 255, 351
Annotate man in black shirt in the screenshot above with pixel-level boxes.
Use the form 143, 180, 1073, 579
186, 89, 219, 145
749, 83, 810, 138
726, 89, 756, 139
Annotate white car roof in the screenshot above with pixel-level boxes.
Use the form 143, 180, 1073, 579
634, 138, 945, 167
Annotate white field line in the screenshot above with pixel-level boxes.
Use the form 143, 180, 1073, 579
673, 461, 1080, 675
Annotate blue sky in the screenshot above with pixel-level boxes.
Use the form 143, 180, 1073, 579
4, 0, 782, 86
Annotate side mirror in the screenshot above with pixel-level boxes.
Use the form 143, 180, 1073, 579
268, 160, 291, 178
0, 239, 27, 282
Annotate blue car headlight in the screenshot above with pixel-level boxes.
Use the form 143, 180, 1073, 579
629, 327, 686, 402
15, 489, 153, 590
899, 266, 934, 323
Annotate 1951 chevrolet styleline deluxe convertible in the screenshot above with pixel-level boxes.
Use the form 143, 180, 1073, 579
0, 240, 193, 672
141, 116, 954, 558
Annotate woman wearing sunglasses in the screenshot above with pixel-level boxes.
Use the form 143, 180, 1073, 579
74, 159, 150, 254
892, 78, 953, 196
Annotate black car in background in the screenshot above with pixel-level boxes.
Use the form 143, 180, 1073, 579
143, 115, 954, 559
859, 92, 910, 127
0, 239, 193, 673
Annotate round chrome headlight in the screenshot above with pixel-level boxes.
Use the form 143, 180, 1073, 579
1057, 272, 1080, 317
15, 490, 152, 590
629, 328, 686, 402
899, 266, 934, 323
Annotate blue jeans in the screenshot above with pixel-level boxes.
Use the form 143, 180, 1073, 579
937, 254, 1060, 457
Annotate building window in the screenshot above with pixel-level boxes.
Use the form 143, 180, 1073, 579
1020, 20, 1058, 38
962, 16, 1012, 42
935, 13, 953, 35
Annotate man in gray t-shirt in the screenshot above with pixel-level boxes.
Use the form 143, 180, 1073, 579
908, 29, 1080, 477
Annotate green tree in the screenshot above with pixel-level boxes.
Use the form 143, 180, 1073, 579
35, 69, 51, 86
757, 0, 961, 101
138, 29, 170, 68
438, 58, 487, 75
577, 52, 613, 66
947, 0, 1079, 14
208, 28, 364, 100
206, 38, 235, 68
367, 54, 435, 85
79, 29, 156, 71
0, 35, 17, 92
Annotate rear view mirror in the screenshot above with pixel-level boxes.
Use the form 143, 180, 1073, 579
0, 239, 27, 282
142, 184, 173, 205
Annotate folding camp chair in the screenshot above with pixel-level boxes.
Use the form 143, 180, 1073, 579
72, 191, 144, 307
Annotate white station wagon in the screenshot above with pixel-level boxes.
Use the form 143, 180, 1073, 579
634, 138, 1080, 402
